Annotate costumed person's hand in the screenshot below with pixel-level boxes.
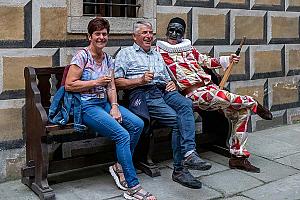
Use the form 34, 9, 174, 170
140, 71, 154, 84
230, 54, 240, 64
110, 105, 122, 123
95, 76, 112, 86
165, 81, 177, 92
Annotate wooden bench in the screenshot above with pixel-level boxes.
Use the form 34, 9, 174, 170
21, 66, 231, 200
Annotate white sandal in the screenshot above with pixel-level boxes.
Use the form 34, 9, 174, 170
109, 165, 128, 191
123, 185, 156, 200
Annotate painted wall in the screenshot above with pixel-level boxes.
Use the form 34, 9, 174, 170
0, 0, 299, 181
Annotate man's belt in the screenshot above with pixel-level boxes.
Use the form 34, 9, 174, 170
181, 82, 205, 96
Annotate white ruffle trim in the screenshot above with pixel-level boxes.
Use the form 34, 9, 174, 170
156, 39, 192, 53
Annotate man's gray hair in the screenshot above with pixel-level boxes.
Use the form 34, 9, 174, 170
133, 21, 152, 34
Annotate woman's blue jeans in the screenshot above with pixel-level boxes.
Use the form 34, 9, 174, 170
81, 98, 144, 188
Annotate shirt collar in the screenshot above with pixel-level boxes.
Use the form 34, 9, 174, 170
133, 43, 154, 54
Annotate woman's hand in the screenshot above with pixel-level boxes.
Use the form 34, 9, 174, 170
95, 76, 112, 86
165, 81, 177, 92
110, 105, 122, 123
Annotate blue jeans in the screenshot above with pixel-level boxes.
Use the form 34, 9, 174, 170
81, 98, 144, 188
146, 90, 196, 171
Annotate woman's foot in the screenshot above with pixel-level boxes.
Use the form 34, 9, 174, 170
109, 163, 128, 190
124, 185, 156, 200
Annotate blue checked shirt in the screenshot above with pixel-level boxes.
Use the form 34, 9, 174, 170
114, 43, 171, 85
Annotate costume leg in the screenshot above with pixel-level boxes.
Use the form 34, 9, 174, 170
224, 108, 251, 157
189, 84, 255, 157
189, 84, 257, 112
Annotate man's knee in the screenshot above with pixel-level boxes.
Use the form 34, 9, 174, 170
134, 118, 144, 132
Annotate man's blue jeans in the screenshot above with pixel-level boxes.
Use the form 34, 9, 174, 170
146, 90, 196, 171
81, 98, 144, 188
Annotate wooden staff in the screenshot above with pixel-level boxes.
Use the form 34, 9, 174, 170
219, 37, 246, 89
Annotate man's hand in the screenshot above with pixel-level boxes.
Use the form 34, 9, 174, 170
110, 105, 122, 123
165, 81, 177, 92
140, 71, 154, 84
230, 54, 240, 64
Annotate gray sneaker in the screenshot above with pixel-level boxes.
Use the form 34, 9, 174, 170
182, 152, 212, 170
172, 168, 202, 189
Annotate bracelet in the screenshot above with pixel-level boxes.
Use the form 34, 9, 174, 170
111, 102, 119, 107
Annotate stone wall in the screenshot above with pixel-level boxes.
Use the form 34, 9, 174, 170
0, 0, 299, 181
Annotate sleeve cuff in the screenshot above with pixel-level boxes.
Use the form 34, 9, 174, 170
219, 56, 230, 70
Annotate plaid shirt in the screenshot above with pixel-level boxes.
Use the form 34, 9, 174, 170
114, 43, 171, 85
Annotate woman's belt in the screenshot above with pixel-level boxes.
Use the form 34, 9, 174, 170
81, 91, 106, 99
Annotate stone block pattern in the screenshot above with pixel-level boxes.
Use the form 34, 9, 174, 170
285, 45, 300, 76
40, 8, 67, 41
0, 0, 300, 181
215, 46, 249, 81
0, 2, 31, 48
268, 76, 300, 111
192, 8, 229, 45
250, 45, 284, 80
252, 0, 284, 11
3, 56, 52, 91
0, 7, 24, 40
268, 12, 300, 44
172, 0, 214, 7
286, 0, 300, 11
215, 0, 250, 9
235, 16, 265, 41
0, 108, 22, 141
230, 10, 267, 45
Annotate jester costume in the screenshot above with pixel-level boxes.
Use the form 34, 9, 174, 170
156, 39, 259, 158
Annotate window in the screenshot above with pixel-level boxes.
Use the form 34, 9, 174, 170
67, 0, 156, 34
83, 0, 140, 18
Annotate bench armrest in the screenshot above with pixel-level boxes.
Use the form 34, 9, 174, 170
24, 66, 48, 137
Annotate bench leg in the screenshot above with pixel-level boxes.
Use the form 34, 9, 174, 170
134, 133, 161, 177
34, 142, 55, 200
31, 182, 55, 200
22, 164, 55, 200
22, 141, 55, 200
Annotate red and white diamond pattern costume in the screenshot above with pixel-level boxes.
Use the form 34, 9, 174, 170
156, 39, 258, 158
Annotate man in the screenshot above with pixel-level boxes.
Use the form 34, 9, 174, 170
156, 17, 273, 173
114, 21, 211, 189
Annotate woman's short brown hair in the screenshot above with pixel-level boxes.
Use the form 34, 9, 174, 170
87, 17, 110, 35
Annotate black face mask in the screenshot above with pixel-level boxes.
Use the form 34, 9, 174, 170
166, 22, 185, 43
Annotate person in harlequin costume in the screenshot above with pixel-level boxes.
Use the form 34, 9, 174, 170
156, 17, 273, 173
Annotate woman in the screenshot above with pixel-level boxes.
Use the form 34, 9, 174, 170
65, 17, 156, 200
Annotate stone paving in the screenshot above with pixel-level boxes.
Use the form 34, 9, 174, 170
1, 124, 300, 200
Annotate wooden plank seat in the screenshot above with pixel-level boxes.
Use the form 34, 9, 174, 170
21, 65, 231, 200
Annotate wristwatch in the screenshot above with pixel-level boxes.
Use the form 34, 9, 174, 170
111, 102, 119, 107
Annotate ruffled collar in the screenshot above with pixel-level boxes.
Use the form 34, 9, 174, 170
156, 39, 192, 53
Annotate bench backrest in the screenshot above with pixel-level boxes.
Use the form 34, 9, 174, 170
33, 67, 65, 111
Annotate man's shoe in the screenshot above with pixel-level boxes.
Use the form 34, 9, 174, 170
257, 103, 273, 120
229, 157, 260, 173
182, 152, 212, 170
172, 169, 202, 189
